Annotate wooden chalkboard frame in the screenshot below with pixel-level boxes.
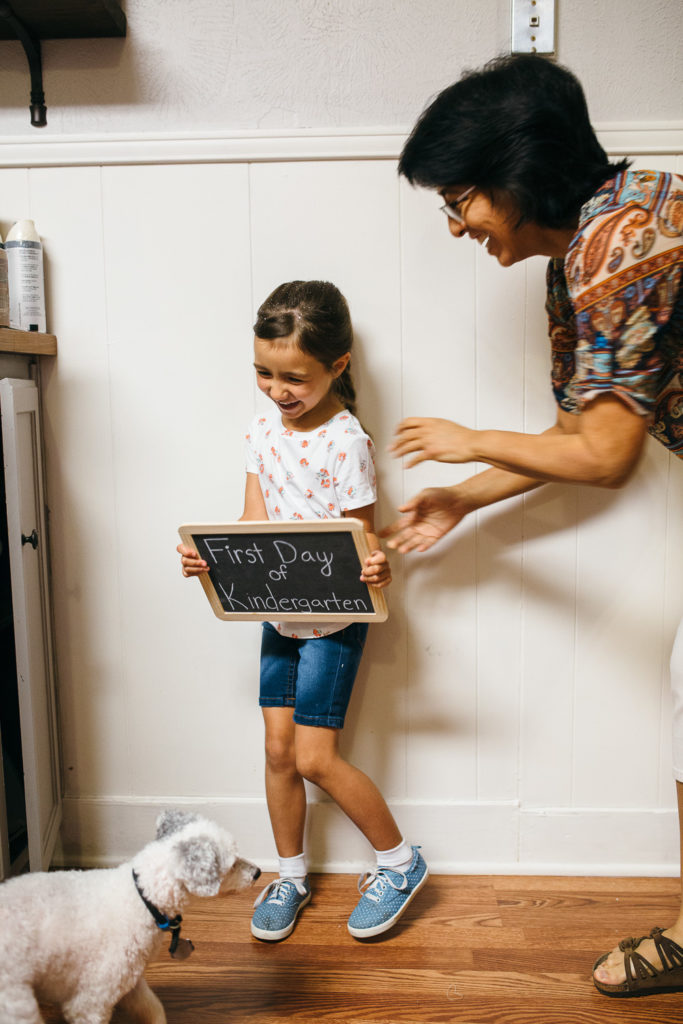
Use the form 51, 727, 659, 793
178, 519, 388, 623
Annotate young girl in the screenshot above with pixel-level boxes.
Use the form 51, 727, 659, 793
178, 280, 427, 941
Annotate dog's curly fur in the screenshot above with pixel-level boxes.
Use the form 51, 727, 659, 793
0, 811, 260, 1024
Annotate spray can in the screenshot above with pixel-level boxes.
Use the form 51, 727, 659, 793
6, 219, 46, 333
0, 233, 8, 328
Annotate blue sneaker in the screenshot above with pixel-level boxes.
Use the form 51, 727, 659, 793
347, 846, 428, 938
251, 876, 311, 941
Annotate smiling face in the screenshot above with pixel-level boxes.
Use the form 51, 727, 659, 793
253, 335, 350, 431
440, 187, 573, 266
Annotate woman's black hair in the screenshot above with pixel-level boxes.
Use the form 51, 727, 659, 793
398, 54, 630, 229
253, 280, 357, 416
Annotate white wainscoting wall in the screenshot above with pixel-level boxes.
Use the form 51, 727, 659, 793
1, 126, 682, 874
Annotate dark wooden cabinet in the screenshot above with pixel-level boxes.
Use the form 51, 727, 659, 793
0, 333, 60, 878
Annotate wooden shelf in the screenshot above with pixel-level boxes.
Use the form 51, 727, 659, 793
0, 1, 126, 41
0, 328, 57, 356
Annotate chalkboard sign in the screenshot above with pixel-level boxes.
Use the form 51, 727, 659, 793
178, 519, 388, 622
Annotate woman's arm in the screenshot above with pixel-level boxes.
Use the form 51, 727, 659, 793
380, 467, 545, 553
391, 393, 649, 488
382, 396, 649, 553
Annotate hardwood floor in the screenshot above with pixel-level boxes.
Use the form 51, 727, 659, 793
42, 872, 682, 1023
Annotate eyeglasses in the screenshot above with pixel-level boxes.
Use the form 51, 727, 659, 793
439, 185, 476, 225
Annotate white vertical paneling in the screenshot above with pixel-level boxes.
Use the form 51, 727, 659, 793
660, 456, 683, 804
249, 160, 406, 807
0, 137, 678, 870
0, 169, 30, 238
100, 163, 258, 796
519, 255, 580, 807
519, 484, 580, 807
27, 167, 131, 798
572, 445, 670, 807
398, 181, 479, 801
474, 252, 527, 801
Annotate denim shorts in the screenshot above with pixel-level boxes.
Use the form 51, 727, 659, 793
259, 622, 369, 729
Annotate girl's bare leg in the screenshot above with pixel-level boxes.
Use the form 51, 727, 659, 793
294, 723, 402, 851
262, 707, 307, 858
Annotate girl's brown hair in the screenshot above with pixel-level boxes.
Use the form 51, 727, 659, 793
253, 280, 357, 416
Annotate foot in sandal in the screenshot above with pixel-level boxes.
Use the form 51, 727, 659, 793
593, 926, 683, 996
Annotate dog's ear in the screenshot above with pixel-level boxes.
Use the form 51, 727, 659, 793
156, 809, 199, 840
176, 837, 225, 896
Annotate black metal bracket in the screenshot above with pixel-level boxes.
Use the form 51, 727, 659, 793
0, 1, 47, 127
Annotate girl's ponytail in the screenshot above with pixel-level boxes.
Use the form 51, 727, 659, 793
333, 364, 357, 418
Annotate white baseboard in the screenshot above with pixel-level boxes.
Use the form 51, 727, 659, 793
54, 796, 679, 877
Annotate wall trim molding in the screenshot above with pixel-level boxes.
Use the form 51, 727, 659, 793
0, 124, 681, 169
55, 796, 679, 877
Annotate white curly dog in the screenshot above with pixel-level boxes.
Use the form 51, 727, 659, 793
0, 810, 260, 1024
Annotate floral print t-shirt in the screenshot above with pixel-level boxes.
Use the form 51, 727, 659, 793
244, 407, 377, 638
547, 170, 683, 457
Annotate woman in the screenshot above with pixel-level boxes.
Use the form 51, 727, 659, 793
384, 53, 683, 997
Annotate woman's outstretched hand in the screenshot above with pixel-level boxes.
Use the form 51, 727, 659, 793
389, 417, 477, 468
380, 487, 469, 553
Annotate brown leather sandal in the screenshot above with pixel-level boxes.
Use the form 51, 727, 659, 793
593, 927, 683, 997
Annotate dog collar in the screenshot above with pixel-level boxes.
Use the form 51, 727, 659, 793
132, 869, 194, 959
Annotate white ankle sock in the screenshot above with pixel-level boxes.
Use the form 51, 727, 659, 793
278, 852, 307, 883
374, 839, 413, 873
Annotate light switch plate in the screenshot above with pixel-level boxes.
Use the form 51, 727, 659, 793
511, 0, 555, 54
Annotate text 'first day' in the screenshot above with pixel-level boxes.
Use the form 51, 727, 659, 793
203, 537, 335, 579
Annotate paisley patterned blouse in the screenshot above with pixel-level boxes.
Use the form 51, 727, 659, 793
547, 170, 683, 457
